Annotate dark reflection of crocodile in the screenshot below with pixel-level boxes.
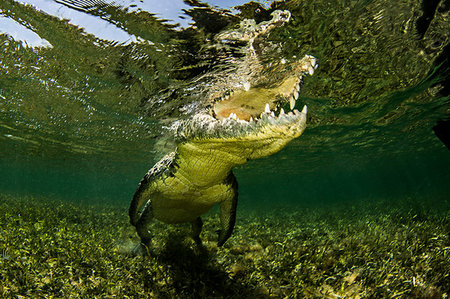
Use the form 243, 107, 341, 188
129, 11, 317, 250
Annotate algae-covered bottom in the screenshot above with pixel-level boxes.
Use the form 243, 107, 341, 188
0, 194, 448, 298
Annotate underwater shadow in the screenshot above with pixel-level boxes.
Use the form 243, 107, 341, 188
149, 232, 262, 298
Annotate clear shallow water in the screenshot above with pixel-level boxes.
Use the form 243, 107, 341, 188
0, 1, 449, 297
0, 0, 449, 204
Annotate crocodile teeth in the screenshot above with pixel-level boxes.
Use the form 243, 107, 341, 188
228, 113, 237, 120
293, 89, 299, 100
302, 105, 307, 114
280, 108, 285, 115
265, 103, 271, 113
295, 82, 300, 92
293, 109, 299, 115
289, 97, 296, 110
271, 111, 275, 117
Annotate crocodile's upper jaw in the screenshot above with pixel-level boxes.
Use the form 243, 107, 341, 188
212, 55, 317, 122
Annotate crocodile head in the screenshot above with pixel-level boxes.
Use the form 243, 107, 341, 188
174, 55, 317, 162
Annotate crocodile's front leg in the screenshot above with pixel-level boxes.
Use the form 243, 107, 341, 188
217, 172, 238, 246
135, 199, 154, 248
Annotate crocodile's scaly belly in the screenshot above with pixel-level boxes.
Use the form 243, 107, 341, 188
151, 178, 235, 223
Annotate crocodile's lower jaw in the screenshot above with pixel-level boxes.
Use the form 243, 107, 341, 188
182, 105, 308, 162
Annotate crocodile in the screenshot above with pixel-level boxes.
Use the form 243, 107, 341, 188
129, 10, 317, 249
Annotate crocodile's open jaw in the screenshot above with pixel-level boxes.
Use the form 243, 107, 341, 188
174, 55, 317, 146
212, 55, 317, 124
212, 76, 301, 121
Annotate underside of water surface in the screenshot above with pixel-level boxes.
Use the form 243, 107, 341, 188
0, 0, 449, 297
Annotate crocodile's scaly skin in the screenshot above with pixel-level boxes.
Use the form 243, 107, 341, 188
129, 11, 317, 249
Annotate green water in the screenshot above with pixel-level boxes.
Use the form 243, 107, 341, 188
0, 1, 449, 297
1, 0, 448, 205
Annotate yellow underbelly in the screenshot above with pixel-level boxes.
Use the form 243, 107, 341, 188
151, 179, 234, 223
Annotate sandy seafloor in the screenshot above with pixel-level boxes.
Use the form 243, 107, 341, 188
0, 193, 448, 298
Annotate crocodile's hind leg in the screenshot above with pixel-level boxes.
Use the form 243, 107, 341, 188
191, 217, 203, 245
217, 172, 238, 246
135, 200, 154, 252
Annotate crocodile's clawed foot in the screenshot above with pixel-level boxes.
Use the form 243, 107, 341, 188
192, 235, 203, 246
132, 239, 152, 256
217, 229, 227, 247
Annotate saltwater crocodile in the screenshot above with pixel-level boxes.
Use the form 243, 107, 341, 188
129, 11, 317, 249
